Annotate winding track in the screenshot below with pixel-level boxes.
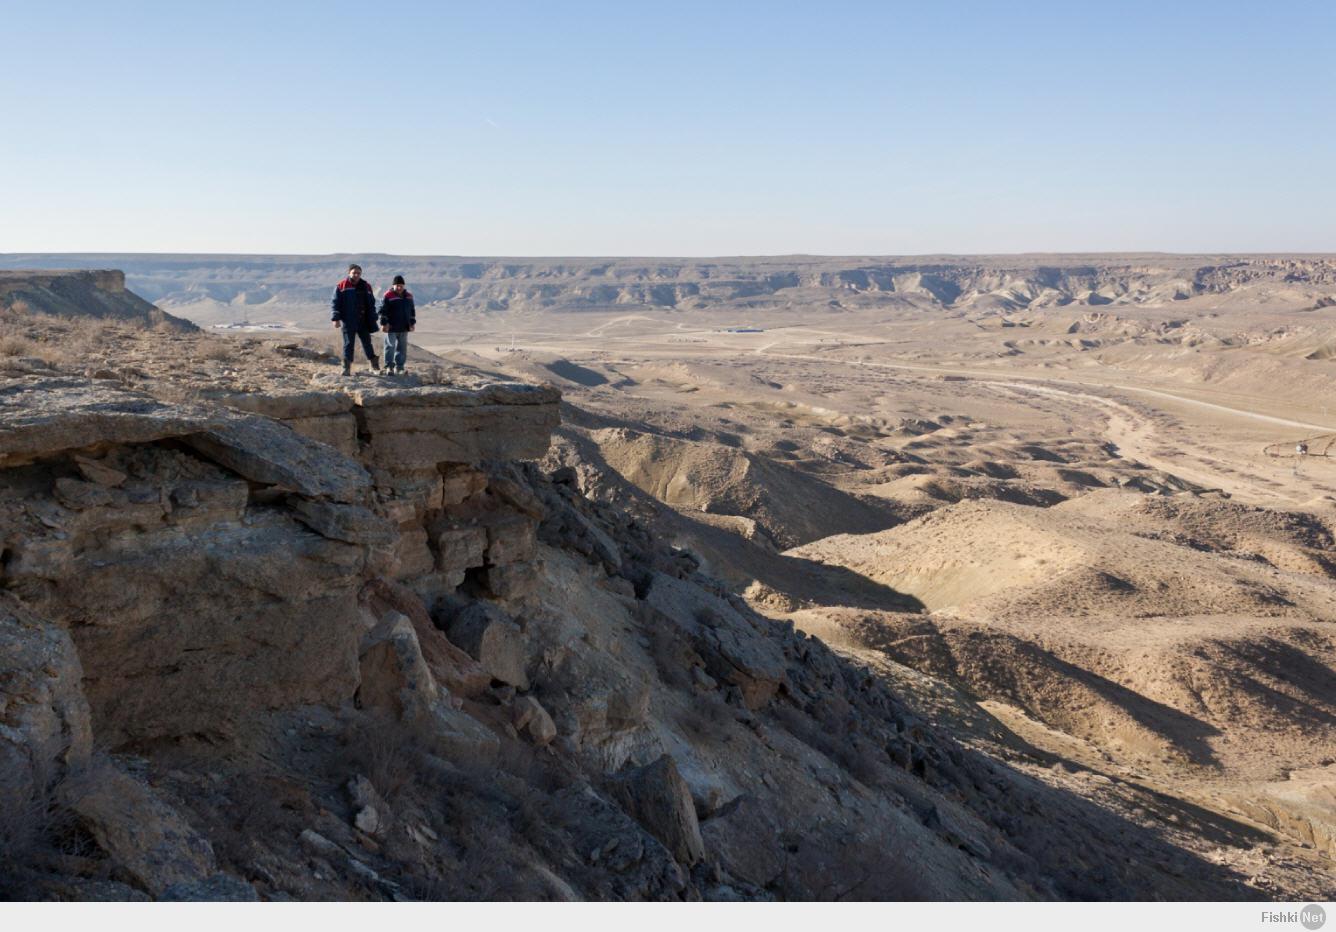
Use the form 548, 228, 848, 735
750, 345, 1336, 504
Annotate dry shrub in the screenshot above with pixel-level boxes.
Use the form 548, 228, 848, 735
0, 336, 30, 357
200, 341, 241, 363
0, 782, 53, 899
420, 364, 451, 384
208, 770, 315, 876
340, 710, 422, 804
14, 316, 120, 369
0, 761, 101, 901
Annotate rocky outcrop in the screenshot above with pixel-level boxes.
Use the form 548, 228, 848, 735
606, 755, 705, 866
446, 602, 531, 690
61, 764, 224, 897
0, 595, 91, 804
184, 416, 372, 502
0, 359, 569, 899
645, 573, 787, 710
0, 372, 560, 751
0, 270, 196, 331
0, 379, 228, 465
345, 382, 560, 467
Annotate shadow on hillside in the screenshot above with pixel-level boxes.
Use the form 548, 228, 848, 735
868, 623, 1226, 770
1019, 640, 1225, 769
960, 740, 1276, 900
753, 552, 925, 612
543, 359, 609, 387
1211, 637, 1336, 729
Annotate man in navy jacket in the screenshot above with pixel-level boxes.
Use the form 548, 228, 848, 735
331, 263, 381, 375
378, 275, 416, 375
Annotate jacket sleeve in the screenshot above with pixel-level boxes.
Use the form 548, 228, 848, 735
407, 296, 416, 327
378, 295, 390, 328
330, 287, 340, 321
362, 285, 377, 324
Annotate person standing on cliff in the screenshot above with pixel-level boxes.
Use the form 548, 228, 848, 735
378, 275, 416, 376
331, 263, 381, 376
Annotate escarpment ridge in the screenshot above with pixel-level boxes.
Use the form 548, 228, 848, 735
5, 254, 1336, 327
0, 269, 196, 331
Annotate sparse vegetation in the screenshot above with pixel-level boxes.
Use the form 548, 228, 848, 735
0, 335, 30, 357
0, 780, 54, 899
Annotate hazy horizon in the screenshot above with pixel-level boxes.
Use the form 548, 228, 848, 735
7, 250, 1336, 262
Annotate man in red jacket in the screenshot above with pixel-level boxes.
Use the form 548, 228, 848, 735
330, 264, 381, 376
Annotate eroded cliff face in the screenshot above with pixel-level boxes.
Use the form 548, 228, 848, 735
8, 255, 1335, 323
0, 338, 1266, 901
0, 270, 196, 331
0, 375, 557, 748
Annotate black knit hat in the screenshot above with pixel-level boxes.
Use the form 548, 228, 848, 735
393, 275, 406, 285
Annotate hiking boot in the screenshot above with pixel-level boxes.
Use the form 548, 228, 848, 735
370, 356, 382, 373
341, 360, 351, 376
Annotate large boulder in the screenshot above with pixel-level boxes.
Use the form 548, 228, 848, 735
357, 612, 440, 718
348, 383, 561, 468
185, 413, 370, 503
513, 695, 557, 746
419, 701, 500, 763
355, 607, 499, 763
62, 764, 219, 898
0, 596, 92, 802
446, 602, 530, 689
359, 579, 491, 698
607, 755, 706, 866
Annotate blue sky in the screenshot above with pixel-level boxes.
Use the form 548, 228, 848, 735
4, 0, 1334, 255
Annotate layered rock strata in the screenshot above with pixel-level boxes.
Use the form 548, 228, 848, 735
0, 376, 558, 753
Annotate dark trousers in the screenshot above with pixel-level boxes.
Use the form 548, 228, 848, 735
341, 327, 378, 364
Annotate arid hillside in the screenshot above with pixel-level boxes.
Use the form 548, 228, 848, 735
0, 270, 196, 332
